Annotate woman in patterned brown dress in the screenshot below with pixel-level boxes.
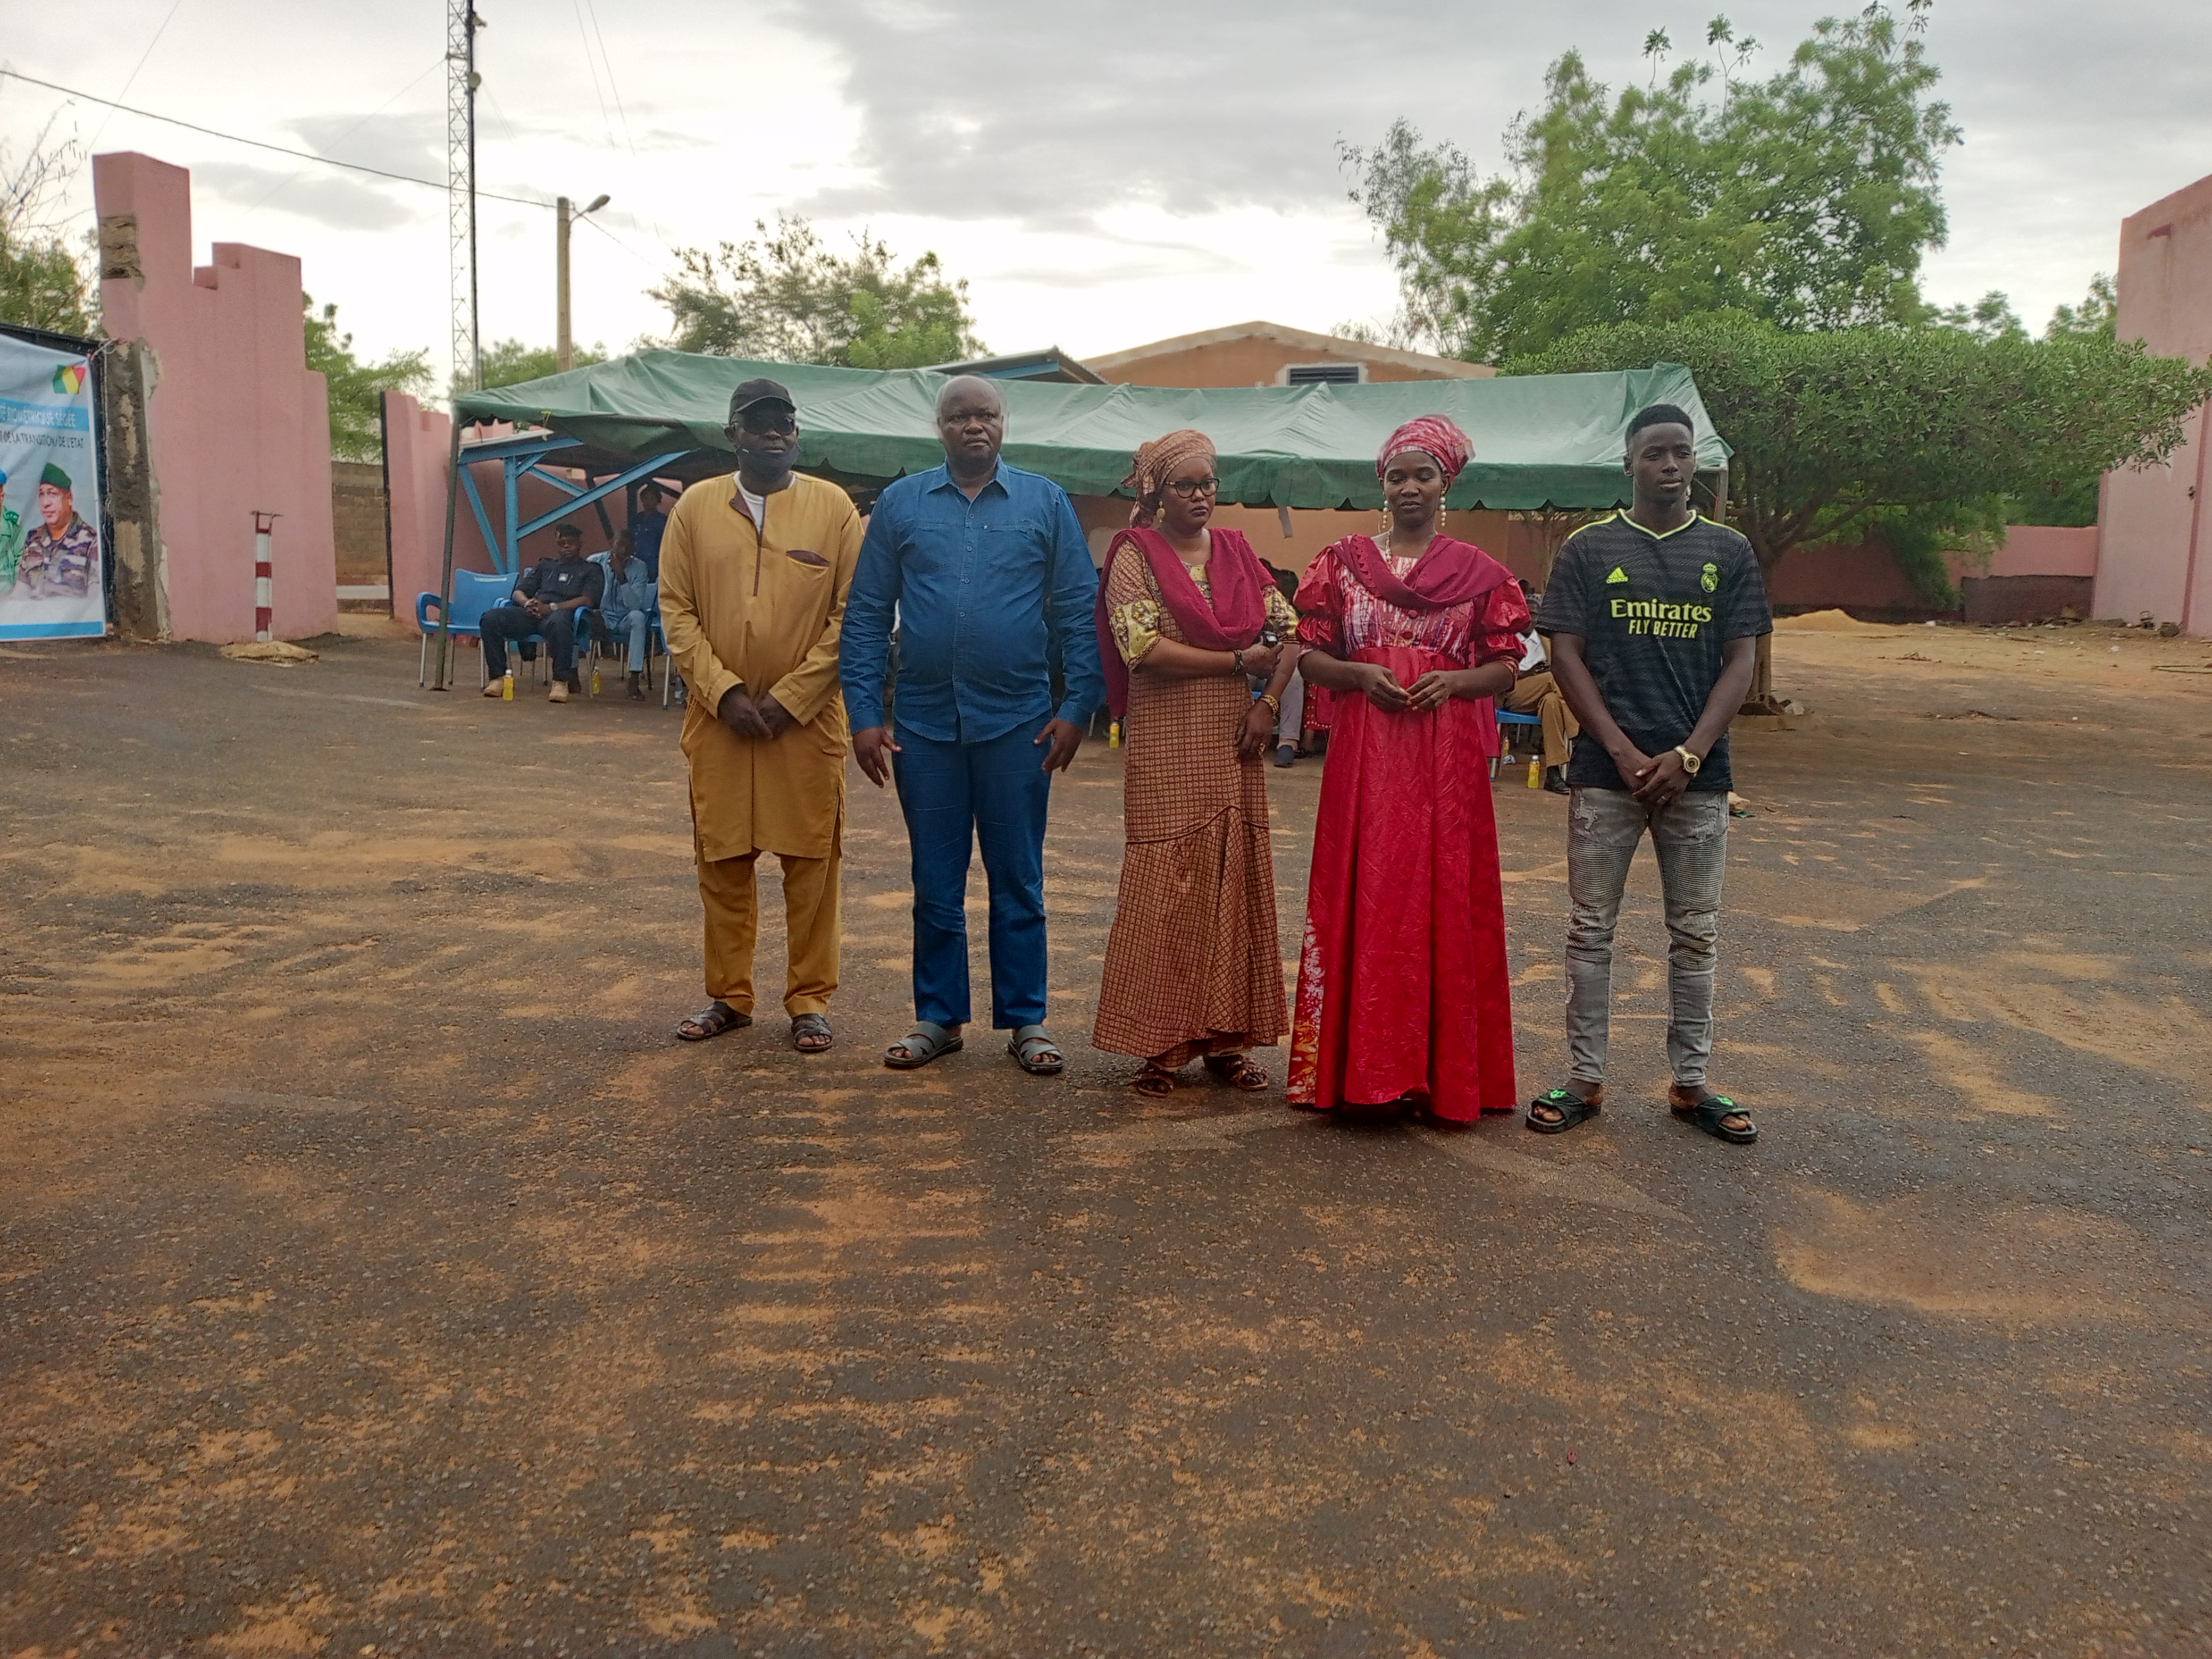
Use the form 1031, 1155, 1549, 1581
1091, 430, 1302, 1096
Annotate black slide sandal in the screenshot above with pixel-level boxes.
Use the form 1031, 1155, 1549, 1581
1672, 1092, 1757, 1144
1526, 1087, 1603, 1134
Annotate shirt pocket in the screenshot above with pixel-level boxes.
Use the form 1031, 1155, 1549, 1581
979, 518, 1049, 580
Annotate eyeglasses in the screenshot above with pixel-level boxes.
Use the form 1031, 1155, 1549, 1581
1163, 476, 1220, 499
736, 409, 797, 436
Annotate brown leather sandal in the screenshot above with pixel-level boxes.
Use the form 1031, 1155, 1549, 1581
1132, 1063, 1177, 1097
1203, 1053, 1269, 1091
676, 1000, 751, 1042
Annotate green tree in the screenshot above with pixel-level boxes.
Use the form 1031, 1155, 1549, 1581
1342, 3, 1955, 361
2, 116, 93, 335
1515, 311, 2212, 601
0, 231, 88, 335
2047, 271, 2117, 343
1930, 289, 2025, 341
651, 214, 983, 368
453, 338, 609, 398
2004, 273, 2122, 525
304, 295, 433, 463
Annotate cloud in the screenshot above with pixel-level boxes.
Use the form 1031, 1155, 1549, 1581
764, 0, 2212, 330
287, 112, 443, 181
190, 159, 418, 231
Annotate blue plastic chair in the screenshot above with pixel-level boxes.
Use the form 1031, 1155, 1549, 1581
1491, 709, 1544, 780
417, 569, 522, 686
581, 550, 674, 703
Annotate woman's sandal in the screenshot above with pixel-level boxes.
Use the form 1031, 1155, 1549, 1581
1670, 1087, 1757, 1144
1203, 1053, 1269, 1091
1132, 1063, 1177, 1097
1526, 1086, 1603, 1134
790, 1014, 832, 1054
1008, 1025, 1064, 1076
884, 1021, 962, 1070
676, 1000, 752, 1042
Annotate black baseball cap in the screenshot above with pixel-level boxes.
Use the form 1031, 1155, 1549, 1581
728, 378, 795, 418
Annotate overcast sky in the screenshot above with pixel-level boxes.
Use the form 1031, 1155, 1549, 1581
5, 0, 2208, 388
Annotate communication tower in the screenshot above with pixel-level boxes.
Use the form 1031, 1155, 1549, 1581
447, 1, 482, 392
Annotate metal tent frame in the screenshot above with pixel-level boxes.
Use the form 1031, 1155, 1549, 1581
430, 426, 695, 689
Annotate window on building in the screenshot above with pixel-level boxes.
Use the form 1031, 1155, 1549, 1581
1284, 363, 1362, 386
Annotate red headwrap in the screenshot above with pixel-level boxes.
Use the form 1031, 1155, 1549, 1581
1122, 429, 1218, 529
1376, 415, 1473, 485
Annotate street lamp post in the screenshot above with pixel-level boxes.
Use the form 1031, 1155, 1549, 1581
555, 191, 611, 372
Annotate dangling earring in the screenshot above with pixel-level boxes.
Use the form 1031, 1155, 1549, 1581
1439, 504, 1449, 533
1377, 506, 1389, 536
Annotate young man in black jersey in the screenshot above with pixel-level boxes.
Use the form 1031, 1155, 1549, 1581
1527, 405, 1771, 1144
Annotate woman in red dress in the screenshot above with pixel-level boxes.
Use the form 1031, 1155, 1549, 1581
1287, 416, 1529, 1121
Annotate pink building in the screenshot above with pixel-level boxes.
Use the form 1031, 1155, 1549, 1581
2096, 171, 2212, 634
95, 153, 337, 642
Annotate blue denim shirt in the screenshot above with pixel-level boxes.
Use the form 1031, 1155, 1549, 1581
839, 460, 1105, 744
589, 550, 656, 616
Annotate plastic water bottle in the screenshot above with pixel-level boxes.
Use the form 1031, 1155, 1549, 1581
502, 668, 514, 701
1527, 756, 1541, 789
591, 664, 601, 697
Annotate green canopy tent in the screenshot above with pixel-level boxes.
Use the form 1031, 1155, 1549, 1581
429, 351, 1734, 689
449, 349, 1729, 514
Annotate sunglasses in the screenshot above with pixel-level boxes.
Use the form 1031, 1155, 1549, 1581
735, 408, 797, 436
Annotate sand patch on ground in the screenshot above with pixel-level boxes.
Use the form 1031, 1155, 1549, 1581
1775, 1188, 2199, 1326
1775, 608, 1907, 635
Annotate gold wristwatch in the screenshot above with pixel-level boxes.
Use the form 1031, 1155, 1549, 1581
1674, 745, 1702, 776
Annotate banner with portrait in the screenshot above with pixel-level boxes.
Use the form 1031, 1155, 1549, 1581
0, 329, 106, 640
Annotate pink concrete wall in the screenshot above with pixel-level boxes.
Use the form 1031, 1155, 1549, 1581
2094, 171, 2212, 633
95, 153, 337, 642
1987, 524, 2098, 578
1766, 541, 1927, 611
1759, 527, 2098, 614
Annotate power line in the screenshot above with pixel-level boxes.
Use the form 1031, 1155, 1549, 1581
569, 0, 615, 150
0, 66, 552, 210
581, 0, 637, 158
83, 0, 187, 156
579, 211, 658, 270
244, 57, 443, 214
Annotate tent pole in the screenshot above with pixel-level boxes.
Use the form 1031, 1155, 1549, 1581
432, 418, 464, 691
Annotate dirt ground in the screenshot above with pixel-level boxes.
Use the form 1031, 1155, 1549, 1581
3, 620, 2207, 1658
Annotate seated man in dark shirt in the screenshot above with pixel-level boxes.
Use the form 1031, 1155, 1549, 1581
480, 523, 605, 702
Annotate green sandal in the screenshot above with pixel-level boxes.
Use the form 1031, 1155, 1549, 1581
1526, 1087, 1603, 1135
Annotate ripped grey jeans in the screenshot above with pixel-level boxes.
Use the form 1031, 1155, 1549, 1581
1564, 786, 1730, 1087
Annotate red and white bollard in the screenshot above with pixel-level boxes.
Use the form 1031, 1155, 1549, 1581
251, 511, 279, 641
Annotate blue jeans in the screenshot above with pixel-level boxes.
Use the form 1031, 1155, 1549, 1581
892, 715, 1053, 1030
599, 606, 652, 672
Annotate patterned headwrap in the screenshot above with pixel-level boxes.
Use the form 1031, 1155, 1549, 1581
1376, 415, 1473, 485
1122, 428, 1218, 527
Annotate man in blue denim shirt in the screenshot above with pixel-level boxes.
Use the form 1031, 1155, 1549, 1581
839, 375, 1105, 1077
